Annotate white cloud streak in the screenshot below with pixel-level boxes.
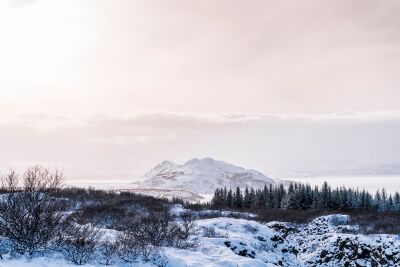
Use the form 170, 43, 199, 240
1, 111, 399, 179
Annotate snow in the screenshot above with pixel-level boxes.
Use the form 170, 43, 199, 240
1, 213, 399, 266
135, 158, 280, 197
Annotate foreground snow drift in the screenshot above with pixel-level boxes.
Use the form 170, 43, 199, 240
1, 214, 399, 267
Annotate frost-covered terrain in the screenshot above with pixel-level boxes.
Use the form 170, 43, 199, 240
132, 158, 282, 200
2, 208, 399, 267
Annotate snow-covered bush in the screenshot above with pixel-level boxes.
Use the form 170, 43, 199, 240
61, 224, 103, 265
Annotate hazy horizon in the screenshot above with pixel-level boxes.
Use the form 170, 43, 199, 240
1, 0, 400, 182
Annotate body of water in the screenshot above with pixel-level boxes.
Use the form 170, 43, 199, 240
65, 179, 133, 190
66, 176, 400, 195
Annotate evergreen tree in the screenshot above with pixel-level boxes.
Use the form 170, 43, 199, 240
234, 187, 243, 208
394, 192, 400, 211
243, 187, 251, 208
227, 189, 233, 208
210, 182, 399, 213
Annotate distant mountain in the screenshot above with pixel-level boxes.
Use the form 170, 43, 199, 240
136, 158, 281, 196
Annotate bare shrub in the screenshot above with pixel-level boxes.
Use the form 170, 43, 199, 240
177, 211, 197, 239
116, 231, 141, 263
74, 203, 126, 229
171, 211, 198, 249
98, 239, 119, 265
117, 230, 159, 263
126, 209, 174, 247
117, 208, 175, 264
0, 167, 65, 256
61, 224, 103, 265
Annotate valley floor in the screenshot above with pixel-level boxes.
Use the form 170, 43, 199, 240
1, 209, 399, 267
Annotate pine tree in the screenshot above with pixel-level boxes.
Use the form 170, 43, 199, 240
388, 195, 394, 211
234, 187, 243, 208
321, 182, 331, 209
227, 189, 233, 208
394, 192, 400, 211
375, 190, 382, 211
243, 187, 251, 208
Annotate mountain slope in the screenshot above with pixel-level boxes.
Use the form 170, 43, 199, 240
137, 158, 280, 195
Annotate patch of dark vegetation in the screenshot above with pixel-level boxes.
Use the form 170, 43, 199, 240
55, 188, 174, 230
346, 211, 400, 235
211, 182, 400, 213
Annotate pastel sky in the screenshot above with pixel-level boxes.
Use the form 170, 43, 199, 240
1, 0, 400, 179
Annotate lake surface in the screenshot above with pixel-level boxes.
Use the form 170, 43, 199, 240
287, 175, 400, 195
65, 179, 133, 190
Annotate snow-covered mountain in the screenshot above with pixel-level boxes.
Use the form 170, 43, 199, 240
136, 158, 281, 196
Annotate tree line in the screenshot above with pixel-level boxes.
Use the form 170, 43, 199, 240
211, 182, 400, 212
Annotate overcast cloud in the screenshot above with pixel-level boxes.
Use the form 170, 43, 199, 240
1, 111, 399, 179
1, 0, 400, 180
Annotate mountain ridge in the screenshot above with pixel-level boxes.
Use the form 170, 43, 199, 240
137, 157, 281, 196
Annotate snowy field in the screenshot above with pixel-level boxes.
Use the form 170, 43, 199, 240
1, 208, 399, 267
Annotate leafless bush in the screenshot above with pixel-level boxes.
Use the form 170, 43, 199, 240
98, 239, 119, 265
177, 211, 197, 239
0, 167, 65, 256
116, 208, 175, 264
128, 209, 174, 247
116, 231, 141, 263
171, 211, 198, 249
61, 224, 103, 265
74, 203, 126, 229
117, 230, 168, 266
117, 230, 161, 263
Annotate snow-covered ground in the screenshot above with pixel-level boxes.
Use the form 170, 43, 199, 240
1, 209, 399, 267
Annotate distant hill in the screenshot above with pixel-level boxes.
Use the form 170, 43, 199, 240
131, 158, 284, 200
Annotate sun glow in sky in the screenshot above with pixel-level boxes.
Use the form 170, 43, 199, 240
1, 0, 400, 179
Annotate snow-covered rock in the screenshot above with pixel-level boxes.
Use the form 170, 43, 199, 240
136, 158, 281, 196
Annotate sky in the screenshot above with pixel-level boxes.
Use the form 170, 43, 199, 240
1, 0, 400, 180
